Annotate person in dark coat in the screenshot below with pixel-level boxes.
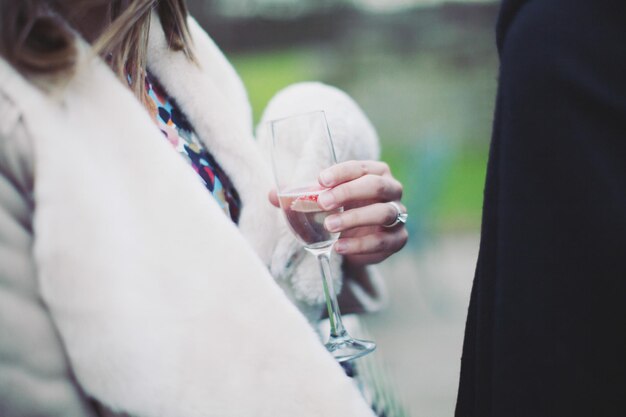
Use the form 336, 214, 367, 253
455, 0, 626, 416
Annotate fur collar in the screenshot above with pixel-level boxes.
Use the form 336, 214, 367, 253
147, 16, 280, 265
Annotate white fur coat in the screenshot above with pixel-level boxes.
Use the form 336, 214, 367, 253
0, 11, 381, 417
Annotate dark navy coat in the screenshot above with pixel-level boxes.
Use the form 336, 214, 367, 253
456, 1, 626, 416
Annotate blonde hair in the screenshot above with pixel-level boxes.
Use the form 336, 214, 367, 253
0, 0, 194, 98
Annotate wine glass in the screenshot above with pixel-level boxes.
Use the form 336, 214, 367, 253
270, 110, 376, 362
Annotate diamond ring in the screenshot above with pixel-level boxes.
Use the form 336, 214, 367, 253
383, 201, 408, 228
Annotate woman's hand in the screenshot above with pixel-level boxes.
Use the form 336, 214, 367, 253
269, 160, 408, 267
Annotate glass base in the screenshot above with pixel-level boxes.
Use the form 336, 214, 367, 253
325, 331, 376, 362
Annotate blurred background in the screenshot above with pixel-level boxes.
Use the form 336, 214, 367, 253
187, 0, 499, 415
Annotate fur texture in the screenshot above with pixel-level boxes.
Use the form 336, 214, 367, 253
0, 12, 381, 417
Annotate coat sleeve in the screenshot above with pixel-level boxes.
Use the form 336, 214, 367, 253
0, 87, 97, 417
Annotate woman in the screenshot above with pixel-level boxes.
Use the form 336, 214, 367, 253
0, 1, 408, 416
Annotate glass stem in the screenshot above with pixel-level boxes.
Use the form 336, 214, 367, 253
316, 248, 347, 339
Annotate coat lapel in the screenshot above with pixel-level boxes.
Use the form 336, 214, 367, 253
146, 13, 279, 265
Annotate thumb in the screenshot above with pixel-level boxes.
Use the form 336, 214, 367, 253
268, 189, 280, 208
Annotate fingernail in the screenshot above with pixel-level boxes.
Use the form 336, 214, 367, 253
318, 191, 335, 209
325, 216, 341, 232
335, 240, 348, 253
319, 170, 333, 186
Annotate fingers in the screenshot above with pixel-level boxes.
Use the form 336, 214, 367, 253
324, 202, 406, 233
268, 189, 279, 208
319, 160, 391, 188
335, 228, 408, 258
317, 174, 403, 210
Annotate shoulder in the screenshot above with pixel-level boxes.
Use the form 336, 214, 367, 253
495, 0, 526, 52
186, 16, 253, 131
0, 58, 30, 125
499, 0, 583, 60
493, 0, 626, 192
185, 15, 247, 94
0, 59, 38, 196
497, 0, 626, 92
498, 0, 626, 56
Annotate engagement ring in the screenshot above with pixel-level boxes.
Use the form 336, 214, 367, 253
384, 201, 408, 228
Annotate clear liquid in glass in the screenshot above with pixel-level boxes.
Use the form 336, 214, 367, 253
278, 185, 341, 249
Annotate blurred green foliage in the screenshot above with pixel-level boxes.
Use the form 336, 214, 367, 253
231, 48, 489, 232
380, 145, 487, 234
229, 1, 496, 234
231, 49, 318, 122
437, 149, 487, 229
